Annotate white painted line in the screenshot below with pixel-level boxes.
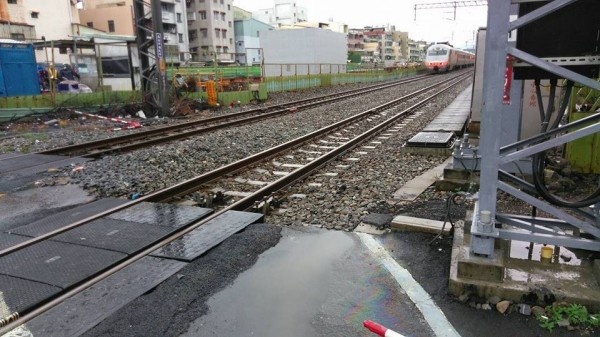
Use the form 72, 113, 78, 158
357, 233, 461, 337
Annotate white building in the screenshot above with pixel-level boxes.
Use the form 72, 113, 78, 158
253, 0, 307, 28
261, 28, 347, 76
279, 21, 348, 34
6, 0, 82, 46
18, 0, 82, 65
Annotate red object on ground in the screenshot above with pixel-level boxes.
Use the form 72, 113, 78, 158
72, 109, 142, 131
363, 320, 405, 337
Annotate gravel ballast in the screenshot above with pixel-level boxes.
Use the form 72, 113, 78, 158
6, 72, 465, 199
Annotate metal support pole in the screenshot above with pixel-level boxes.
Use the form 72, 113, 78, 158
470, 0, 511, 257
133, 0, 169, 116
151, 0, 169, 115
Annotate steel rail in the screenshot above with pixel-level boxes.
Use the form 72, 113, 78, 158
36, 74, 432, 157
0, 73, 471, 334
0, 72, 469, 259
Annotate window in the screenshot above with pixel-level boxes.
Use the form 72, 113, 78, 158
213, 0, 217, 3
10, 33, 25, 40
108, 20, 115, 32
200, 28, 207, 38
221, 12, 225, 21
213, 11, 219, 20
228, 21, 232, 28
222, 29, 227, 39
216, 46, 221, 53
86, 22, 93, 28
59, 47, 68, 54
101, 56, 131, 78
7, 0, 17, 4
220, 0, 224, 4
227, 4, 230, 10
229, 38, 232, 45
177, 13, 182, 22
199, 11, 206, 19
215, 28, 220, 38
179, 33, 183, 43
223, 46, 228, 54
31, 11, 39, 19
256, 31, 260, 37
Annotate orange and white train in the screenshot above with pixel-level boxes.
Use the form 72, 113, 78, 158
424, 43, 475, 73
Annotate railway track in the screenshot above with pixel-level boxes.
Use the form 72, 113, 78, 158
31, 74, 434, 158
0, 71, 470, 334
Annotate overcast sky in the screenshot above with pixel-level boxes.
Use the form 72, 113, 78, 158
232, 0, 488, 49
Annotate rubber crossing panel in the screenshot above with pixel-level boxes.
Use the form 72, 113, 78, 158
25, 257, 186, 337
107, 202, 213, 228
51, 218, 174, 254
0, 152, 23, 160
151, 210, 263, 262
0, 154, 68, 173
0, 241, 126, 289
0, 275, 62, 318
0, 232, 29, 251
9, 198, 129, 237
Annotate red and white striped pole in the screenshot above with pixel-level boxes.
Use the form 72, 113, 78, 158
363, 320, 405, 337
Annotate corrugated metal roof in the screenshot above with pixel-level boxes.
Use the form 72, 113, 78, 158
0, 39, 31, 44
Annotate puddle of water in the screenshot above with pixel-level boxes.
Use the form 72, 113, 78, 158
508, 240, 582, 266
182, 230, 355, 337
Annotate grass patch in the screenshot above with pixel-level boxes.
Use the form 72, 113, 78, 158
536, 303, 600, 332
20, 133, 49, 141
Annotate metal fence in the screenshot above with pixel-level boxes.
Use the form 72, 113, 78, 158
263, 64, 423, 92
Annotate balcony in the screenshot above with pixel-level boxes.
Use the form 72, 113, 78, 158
162, 12, 176, 22
187, 12, 196, 21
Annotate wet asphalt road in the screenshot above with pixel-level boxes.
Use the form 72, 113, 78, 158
81, 224, 576, 337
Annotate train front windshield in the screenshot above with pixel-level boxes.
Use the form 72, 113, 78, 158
428, 49, 448, 56
426, 49, 449, 61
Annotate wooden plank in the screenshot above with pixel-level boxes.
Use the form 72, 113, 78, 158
391, 215, 451, 235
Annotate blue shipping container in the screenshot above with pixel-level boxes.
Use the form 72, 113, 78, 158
0, 42, 39, 97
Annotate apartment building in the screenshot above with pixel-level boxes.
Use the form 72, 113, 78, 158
0, 0, 82, 41
78, 0, 135, 36
187, 0, 234, 63
0, 0, 36, 40
392, 31, 408, 63
408, 40, 425, 62
253, 0, 307, 28
80, 0, 189, 64
362, 25, 397, 66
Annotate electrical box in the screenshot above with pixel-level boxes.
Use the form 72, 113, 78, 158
514, 0, 600, 79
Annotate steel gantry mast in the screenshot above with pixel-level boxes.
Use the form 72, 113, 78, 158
414, 1, 488, 21
133, 0, 170, 116
471, 0, 600, 257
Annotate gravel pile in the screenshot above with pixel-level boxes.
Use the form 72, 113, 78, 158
31, 73, 460, 198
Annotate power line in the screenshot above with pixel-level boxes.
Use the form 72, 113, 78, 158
414, 1, 488, 20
